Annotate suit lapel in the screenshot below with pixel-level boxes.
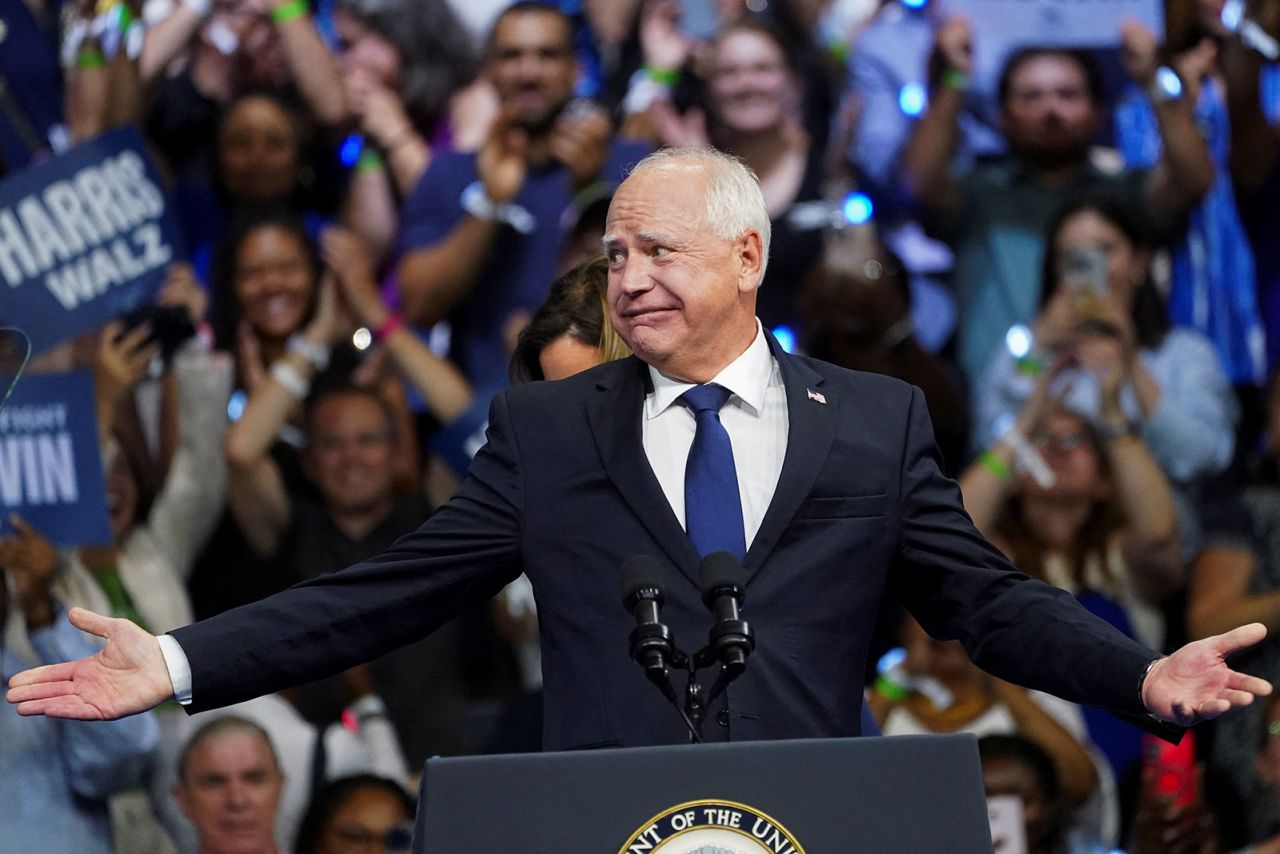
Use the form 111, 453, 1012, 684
586, 357, 702, 587
744, 338, 838, 578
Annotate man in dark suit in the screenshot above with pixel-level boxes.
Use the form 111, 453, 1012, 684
6, 147, 1271, 746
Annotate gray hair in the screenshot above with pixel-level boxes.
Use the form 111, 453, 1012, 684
628, 146, 771, 283
178, 715, 281, 784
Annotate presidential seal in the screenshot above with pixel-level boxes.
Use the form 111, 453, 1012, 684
618, 799, 804, 854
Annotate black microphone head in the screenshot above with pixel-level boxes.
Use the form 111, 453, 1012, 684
699, 551, 746, 604
620, 555, 665, 608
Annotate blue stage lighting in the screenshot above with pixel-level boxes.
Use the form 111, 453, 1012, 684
898, 82, 926, 116
841, 192, 874, 225
339, 134, 364, 168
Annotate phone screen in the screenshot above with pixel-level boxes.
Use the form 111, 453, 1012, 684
1061, 244, 1109, 299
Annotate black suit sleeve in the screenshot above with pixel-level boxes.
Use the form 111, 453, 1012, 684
889, 387, 1159, 721
172, 391, 526, 713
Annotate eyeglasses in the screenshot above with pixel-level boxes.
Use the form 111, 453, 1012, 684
1030, 431, 1087, 454
311, 430, 392, 454
329, 822, 414, 851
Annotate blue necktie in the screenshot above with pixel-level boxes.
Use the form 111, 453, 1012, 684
680, 384, 746, 561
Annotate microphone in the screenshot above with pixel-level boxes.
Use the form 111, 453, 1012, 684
619, 556, 701, 742
620, 556, 674, 679
699, 552, 755, 681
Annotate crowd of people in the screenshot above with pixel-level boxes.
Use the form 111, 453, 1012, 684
1, 0, 1279, 850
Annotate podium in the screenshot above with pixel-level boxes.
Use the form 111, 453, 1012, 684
415, 734, 993, 852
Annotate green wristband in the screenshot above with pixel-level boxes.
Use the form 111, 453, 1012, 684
874, 675, 910, 703
356, 149, 384, 172
270, 0, 308, 24
979, 450, 1012, 481
941, 68, 970, 92
1014, 354, 1044, 377
117, 3, 134, 32
76, 49, 107, 69
644, 65, 679, 87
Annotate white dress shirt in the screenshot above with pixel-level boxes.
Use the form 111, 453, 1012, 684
642, 321, 788, 548
160, 321, 790, 705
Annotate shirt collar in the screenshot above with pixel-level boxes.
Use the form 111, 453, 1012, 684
645, 321, 773, 420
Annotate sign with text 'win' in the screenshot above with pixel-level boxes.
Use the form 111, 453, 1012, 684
0, 370, 111, 547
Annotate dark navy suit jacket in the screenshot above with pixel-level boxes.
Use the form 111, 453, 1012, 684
173, 336, 1159, 749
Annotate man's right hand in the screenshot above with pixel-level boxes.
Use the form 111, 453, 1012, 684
5, 607, 174, 720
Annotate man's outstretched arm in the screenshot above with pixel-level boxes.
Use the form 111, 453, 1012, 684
6, 607, 174, 720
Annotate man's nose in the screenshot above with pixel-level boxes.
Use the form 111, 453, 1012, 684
514, 53, 546, 80
225, 781, 252, 809
615, 258, 653, 295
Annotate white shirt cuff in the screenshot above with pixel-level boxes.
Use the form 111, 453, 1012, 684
156, 634, 193, 706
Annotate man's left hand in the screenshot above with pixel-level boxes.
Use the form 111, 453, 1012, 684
1143, 623, 1273, 725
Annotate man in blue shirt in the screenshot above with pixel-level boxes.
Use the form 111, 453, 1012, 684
0, 517, 160, 854
396, 1, 649, 388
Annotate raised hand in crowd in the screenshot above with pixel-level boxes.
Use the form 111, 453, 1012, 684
1120, 19, 1217, 214
549, 100, 612, 190
319, 226, 385, 329
476, 106, 530, 205
1072, 296, 1138, 408
344, 69, 429, 193
648, 100, 709, 149
157, 262, 209, 328
639, 0, 696, 76
0, 515, 60, 631
1119, 19, 1162, 88
93, 320, 160, 440
225, 271, 347, 557
899, 16, 972, 225
934, 15, 974, 78
1173, 37, 1219, 107
321, 225, 472, 423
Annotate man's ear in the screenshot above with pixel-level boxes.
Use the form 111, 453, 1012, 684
736, 230, 765, 294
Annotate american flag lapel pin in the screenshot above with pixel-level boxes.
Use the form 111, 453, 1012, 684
807, 389, 826, 405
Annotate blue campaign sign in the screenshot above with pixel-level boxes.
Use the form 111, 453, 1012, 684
0, 370, 111, 547
0, 126, 182, 354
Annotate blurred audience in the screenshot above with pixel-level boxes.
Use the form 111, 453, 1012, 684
977, 195, 1237, 488
1114, 0, 1266, 388
960, 362, 1183, 792
871, 617, 1112, 846
1, 542, 161, 854
979, 734, 1071, 854
4, 0, 1280, 844
629, 17, 824, 334
334, 0, 489, 261
294, 774, 415, 854
176, 716, 285, 854
802, 232, 970, 472
396, 1, 649, 388
902, 20, 1214, 385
